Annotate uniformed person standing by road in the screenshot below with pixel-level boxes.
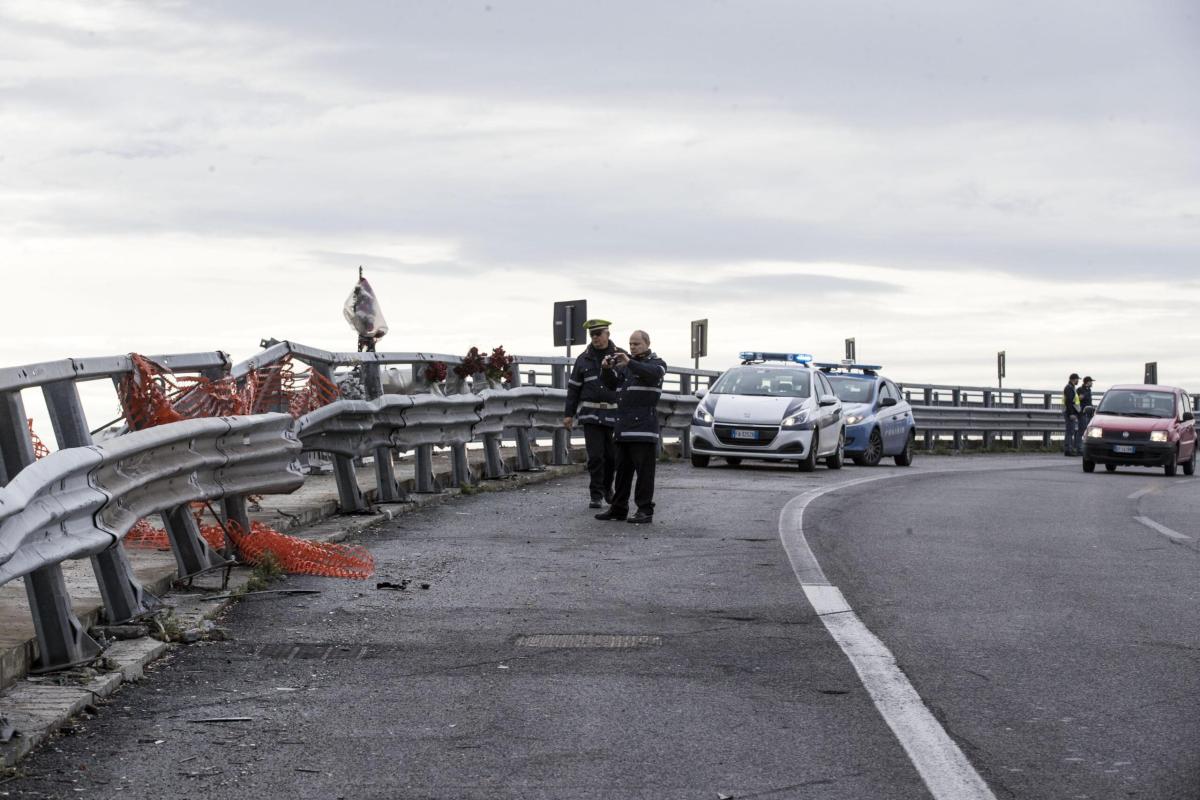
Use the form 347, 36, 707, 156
595, 330, 667, 524
564, 319, 626, 508
1063, 372, 1083, 457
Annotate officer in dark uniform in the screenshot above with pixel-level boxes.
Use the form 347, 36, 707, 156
595, 329, 667, 524
564, 319, 626, 508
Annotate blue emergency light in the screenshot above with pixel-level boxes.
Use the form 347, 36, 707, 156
739, 351, 813, 365
814, 360, 882, 375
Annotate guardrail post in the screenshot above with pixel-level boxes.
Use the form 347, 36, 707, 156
363, 362, 408, 503
0, 389, 102, 671
409, 364, 448, 493
42, 379, 162, 621
679, 375, 693, 458
312, 364, 369, 512
550, 364, 572, 466
982, 390, 994, 450
1042, 392, 1054, 447
509, 370, 541, 472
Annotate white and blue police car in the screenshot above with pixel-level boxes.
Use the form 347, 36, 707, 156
689, 352, 845, 471
815, 361, 915, 466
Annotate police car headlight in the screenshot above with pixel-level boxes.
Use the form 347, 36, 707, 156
692, 407, 714, 426
781, 411, 810, 429
1149, 430, 1168, 442
845, 414, 864, 425
1086, 427, 1103, 439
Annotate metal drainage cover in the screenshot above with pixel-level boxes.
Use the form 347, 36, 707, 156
516, 634, 661, 649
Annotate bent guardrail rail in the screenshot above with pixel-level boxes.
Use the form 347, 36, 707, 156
0, 414, 301, 673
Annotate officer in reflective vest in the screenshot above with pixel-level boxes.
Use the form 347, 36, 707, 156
595, 329, 667, 524
564, 319, 627, 508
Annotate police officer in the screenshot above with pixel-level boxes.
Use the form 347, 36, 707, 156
564, 319, 626, 508
595, 329, 667, 524
1063, 372, 1082, 456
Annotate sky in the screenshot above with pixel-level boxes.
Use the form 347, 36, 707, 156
1, 0, 1198, 433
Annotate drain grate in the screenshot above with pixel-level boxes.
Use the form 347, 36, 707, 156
249, 643, 380, 661
515, 634, 661, 649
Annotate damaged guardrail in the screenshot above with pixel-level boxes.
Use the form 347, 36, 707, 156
0, 414, 302, 673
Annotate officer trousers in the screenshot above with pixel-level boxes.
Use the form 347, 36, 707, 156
583, 423, 617, 501
611, 440, 657, 515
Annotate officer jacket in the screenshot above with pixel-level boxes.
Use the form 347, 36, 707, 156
565, 342, 626, 426
601, 351, 667, 443
1063, 383, 1081, 418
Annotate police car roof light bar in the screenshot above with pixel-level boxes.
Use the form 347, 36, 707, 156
814, 361, 882, 375
739, 351, 813, 365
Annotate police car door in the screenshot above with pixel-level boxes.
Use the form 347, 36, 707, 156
814, 371, 838, 454
879, 381, 905, 452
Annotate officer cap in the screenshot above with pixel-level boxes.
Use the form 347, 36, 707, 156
582, 319, 612, 331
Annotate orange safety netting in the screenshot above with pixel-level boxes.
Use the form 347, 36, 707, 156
115, 352, 373, 579
28, 419, 49, 459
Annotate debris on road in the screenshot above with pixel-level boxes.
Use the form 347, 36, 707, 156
187, 717, 254, 724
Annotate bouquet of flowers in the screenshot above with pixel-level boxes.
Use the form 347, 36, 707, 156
424, 361, 448, 383
485, 345, 514, 384
454, 347, 487, 379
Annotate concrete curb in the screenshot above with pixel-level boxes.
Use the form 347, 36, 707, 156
0, 456, 591, 769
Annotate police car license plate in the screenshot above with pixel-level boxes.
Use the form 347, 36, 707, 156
1113, 444, 1135, 454
732, 429, 760, 440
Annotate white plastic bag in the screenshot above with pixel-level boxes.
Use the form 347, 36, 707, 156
343, 272, 389, 349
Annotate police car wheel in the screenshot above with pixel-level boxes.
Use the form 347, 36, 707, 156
858, 429, 884, 467
725, 457, 742, 466
691, 454, 711, 468
798, 433, 818, 472
826, 431, 844, 470
894, 433, 914, 467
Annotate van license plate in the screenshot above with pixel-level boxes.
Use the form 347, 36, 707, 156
1113, 444, 1135, 454
732, 429, 759, 440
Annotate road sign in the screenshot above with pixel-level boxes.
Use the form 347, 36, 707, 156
997, 351, 1006, 388
845, 338, 856, 362
1144, 361, 1158, 385
552, 300, 587, 354
690, 319, 708, 367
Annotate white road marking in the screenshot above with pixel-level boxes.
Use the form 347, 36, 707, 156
1127, 486, 1161, 500
1133, 515, 1191, 541
779, 477, 998, 800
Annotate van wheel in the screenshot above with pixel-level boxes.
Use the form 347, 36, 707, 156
1164, 448, 1178, 477
1184, 446, 1196, 476
798, 433, 818, 472
691, 454, 710, 468
1105, 463, 1117, 473
1082, 459, 1095, 473
859, 429, 883, 467
826, 431, 844, 470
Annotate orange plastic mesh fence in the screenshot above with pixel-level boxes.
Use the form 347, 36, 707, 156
28, 419, 50, 459
115, 352, 368, 579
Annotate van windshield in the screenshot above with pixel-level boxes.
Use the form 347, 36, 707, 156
710, 367, 811, 398
1096, 390, 1174, 419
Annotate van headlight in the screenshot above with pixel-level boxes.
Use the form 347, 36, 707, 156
1149, 430, 1168, 442
1086, 427, 1103, 439
692, 407, 714, 426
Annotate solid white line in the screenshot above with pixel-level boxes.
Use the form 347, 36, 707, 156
1133, 515, 1191, 541
1127, 486, 1161, 500
779, 477, 998, 800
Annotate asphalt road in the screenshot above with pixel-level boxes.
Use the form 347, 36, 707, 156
5, 455, 1197, 799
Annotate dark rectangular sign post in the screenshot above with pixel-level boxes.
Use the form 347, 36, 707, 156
1144, 361, 1158, 385
553, 299, 587, 358
690, 319, 708, 369
997, 350, 1006, 389
845, 338, 856, 362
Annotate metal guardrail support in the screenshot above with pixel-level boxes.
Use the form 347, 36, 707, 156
550, 363, 572, 466
42, 379, 161, 622
363, 362, 407, 503
508, 369, 542, 472
0, 388, 103, 672
311, 363, 368, 512
678, 375, 693, 458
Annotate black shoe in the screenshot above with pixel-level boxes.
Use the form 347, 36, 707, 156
589, 498, 603, 509
595, 509, 627, 521
626, 511, 654, 524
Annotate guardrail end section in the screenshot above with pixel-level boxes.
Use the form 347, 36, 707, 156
24, 564, 104, 674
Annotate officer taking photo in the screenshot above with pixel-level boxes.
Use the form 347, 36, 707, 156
563, 319, 626, 509
595, 330, 667, 524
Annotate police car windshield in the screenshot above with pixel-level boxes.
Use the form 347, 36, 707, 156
711, 366, 811, 398
827, 375, 876, 404
1096, 389, 1174, 418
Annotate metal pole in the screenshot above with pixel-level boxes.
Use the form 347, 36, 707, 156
509, 368, 541, 472
551, 363, 572, 466
364, 361, 407, 502
0, 389, 102, 672
312, 363, 368, 512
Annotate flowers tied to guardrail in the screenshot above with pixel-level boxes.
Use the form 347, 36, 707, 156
453, 346, 514, 388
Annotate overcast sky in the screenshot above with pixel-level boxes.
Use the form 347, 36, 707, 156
1, 0, 1198, 429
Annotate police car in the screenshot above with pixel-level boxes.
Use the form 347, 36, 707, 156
815, 361, 915, 466
689, 352, 845, 471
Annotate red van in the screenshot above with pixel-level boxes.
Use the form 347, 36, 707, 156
1082, 384, 1197, 476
